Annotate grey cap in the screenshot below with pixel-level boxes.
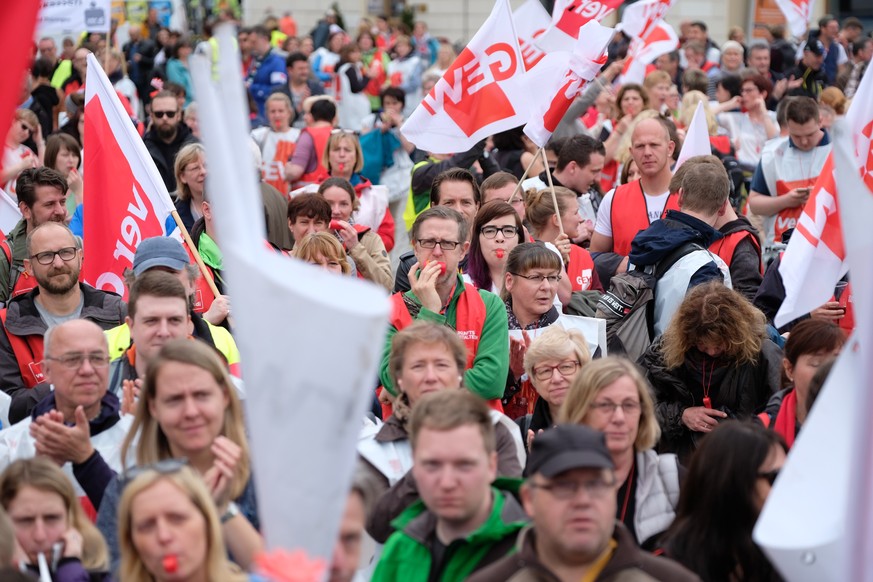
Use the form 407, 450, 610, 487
525, 425, 615, 478
132, 236, 190, 275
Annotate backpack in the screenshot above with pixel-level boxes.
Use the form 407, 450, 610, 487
595, 242, 701, 361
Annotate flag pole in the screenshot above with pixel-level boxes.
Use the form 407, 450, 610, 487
507, 145, 544, 207
541, 146, 565, 236
171, 209, 222, 299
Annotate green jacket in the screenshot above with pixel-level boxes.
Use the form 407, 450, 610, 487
0, 220, 29, 306
372, 484, 528, 582
379, 274, 509, 400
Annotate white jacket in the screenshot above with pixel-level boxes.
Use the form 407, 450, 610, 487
634, 449, 681, 545
654, 248, 732, 337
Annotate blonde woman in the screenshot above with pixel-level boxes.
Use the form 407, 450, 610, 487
97, 340, 262, 572
118, 465, 251, 582
1, 457, 110, 579
295, 231, 352, 275
172, 142, 207, 232
560, 357, 680, 549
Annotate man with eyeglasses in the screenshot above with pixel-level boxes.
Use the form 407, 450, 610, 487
0, 318, 132, 516
0, 222, 125, 424
380, 206, 509, 409
469, 425, 698, 582
143, 90, 197, 192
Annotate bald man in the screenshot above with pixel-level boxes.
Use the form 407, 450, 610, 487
0, 319, 132, 511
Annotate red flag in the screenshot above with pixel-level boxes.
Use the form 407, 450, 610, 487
83, 54, 176, 298
0, 1, 40, 176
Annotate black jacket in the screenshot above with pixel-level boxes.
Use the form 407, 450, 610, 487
142, 123, 197, 191
717, 217, 762, 302
641, 336, 782, 464
2, 284, 126, 424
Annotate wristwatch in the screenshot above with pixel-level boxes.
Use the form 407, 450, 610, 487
221, 501, 240, 524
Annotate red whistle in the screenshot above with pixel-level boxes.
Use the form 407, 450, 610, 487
330, 220, 343, 230
163, 554, 178, 574
338, 162, 345, 172
495, 249, 505, 259
703, 397, 712, 409
424, 260, 447, 275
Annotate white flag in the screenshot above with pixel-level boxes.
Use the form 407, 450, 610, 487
0, 188, 21, 234
401, 0, 529, 154
523, 20, 613, 148
513, 0, 551, 71
675, 101, 711, 170
535, 0, 623, 54
617, 20, 679, 86
190, 26, 389, 560
774, 0, 817, 38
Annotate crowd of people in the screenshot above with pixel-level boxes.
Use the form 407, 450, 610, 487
0, 5, 868, 581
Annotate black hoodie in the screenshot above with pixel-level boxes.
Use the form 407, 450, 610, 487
715, 216, 763, 301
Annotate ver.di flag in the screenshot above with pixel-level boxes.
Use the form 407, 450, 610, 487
513, 0, 551, 71
774, 0, 816, 38
401, 0, 529, 154
523, 20, 613, 148
535, 0, 623, 54
618, 20, 679, 85
83, 53, 176, 298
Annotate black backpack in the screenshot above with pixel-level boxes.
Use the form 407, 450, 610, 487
595, 242, 702, 361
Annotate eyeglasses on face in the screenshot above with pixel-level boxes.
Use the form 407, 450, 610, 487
416, 239, 460, 250
20, 123, 34, 135
152, 110, 177, 119
30, 246, 78, 265
510, 272, 561, 285
480, 225, 518, 239
528, 476, 616, 500
532, 360, 580, 381
589, 400, 642, 416
45, 352, 111, 369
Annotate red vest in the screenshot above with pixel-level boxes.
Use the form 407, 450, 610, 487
0, 309, 45, 388
299, 125, 332, 185
567, 245, 595, 291
387, 284, 503, 413
1, 239, 37, 300
709, 230, 763, 274
610, 180, 680, 257
599, 159, 619, 193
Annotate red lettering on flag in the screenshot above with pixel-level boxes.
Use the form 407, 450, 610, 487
555, 0, 622, 38
861, 120, 873, 193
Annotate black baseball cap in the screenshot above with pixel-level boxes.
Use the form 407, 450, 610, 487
804, 39, 825, 56
524, 425, 615, 478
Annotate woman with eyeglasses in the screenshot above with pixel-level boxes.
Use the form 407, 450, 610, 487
118, 465, 254, 582
515, 325, 590, 445
525, 187, 602, 299
642, 282, 782, 465
317, 177, 393, 290
661, 421, 786, 582
95, 339, 262, 573
362, 321, 524, 544
2, 110, 41, 199
560, 357, 681, 549
465, 201, 525, 294
322, 130, 396, 252
1, 457, 111, 581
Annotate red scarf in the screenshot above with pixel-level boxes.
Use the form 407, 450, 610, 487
773, 389, 798, 449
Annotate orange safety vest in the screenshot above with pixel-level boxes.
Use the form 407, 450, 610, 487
299, 125, 332, 185
0, 309, 45, 388
599, 159, 619, 193
567, 245, 596, 291
387, 284, 503, 413
610, 180, 680, 257
709, 230, 763, 274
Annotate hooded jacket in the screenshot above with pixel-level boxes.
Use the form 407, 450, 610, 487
142, 122, 197, 191
371, 481, 529, 582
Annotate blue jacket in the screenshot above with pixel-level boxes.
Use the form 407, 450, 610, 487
629, 210, 724, 287
247, 48, 288, 116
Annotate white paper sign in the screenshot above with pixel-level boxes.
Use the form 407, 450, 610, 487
509, 315, 607, 358
38, 0, 111, 35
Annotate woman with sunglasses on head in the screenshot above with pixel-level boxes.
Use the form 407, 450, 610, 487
560, 357, 681, 549
322, 130, 396, 252
1, 457, 111, 581
2, 110, 42, 199
118, 465, 260, 582
464, 201, 525, 294
661, 421, 786, 582
95, 339, 262, 573
317, 177, 393, 290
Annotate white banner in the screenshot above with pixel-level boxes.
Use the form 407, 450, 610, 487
513, 0, 551, 71
675, 101, 710, 169
37, 0, 111, 35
